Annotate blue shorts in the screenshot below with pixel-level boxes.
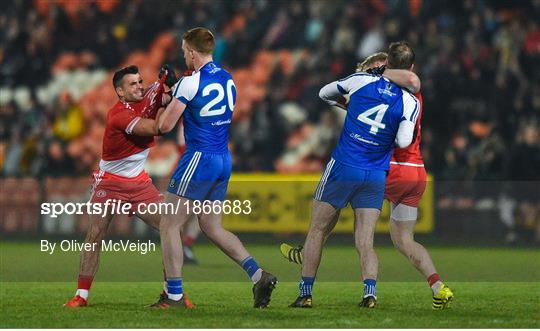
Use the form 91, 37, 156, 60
167, 150, 231, 201
314, 158, 386, 210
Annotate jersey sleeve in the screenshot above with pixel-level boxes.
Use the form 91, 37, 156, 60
319, 82, 343, 106
172, 73, 199, 105
401, 91, 420, 123
141, 80, 164, 120
336, 73, 380, 95
394, 91, 420, 148
110, 109, 141, 135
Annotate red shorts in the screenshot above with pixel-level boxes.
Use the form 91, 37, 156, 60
90, 170, 163, 213
384, 164, 427, 207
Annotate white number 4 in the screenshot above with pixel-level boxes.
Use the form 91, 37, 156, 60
357, 104, 388, 134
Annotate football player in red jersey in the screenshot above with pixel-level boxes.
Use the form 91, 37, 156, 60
281, 48, 453, 309
64, 65, 183, 307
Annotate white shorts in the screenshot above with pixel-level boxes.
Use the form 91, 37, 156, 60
390, 202, 418, 222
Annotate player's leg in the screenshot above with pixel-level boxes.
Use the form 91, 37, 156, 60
129, 177, 174, 299
289, 200, 340, 308
136, 201, 198, 303
197, 204, 251, 261
389, 166, 452, 309
198, 208, 276, 308
353, 207, 380, 308
151, 192, 195, 309
182, 215, 201, 264
200, 154, 277, 308
350, 169, 386, 308
159, 193, 192, 288
65, 212, 114, 307
301, 200, 340, 276
280, 210, 340, 265
291, 158, 348, 308
151, 151, 208, 308
389, 213, 453, 309
389, 207, 436, 277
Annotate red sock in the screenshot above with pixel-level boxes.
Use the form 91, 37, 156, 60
427, 273, 440, 287
183, 236, 195, 247
77, 275, 94, 290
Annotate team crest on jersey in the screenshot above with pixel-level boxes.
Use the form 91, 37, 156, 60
169, 179, 176, 188
96, 189, 107, 198
378, 82, 396, 97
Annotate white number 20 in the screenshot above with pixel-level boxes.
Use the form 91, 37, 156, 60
357, 104, 388, 134
200, 80, 236, 117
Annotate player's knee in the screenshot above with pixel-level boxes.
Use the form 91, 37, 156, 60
309, 220, 333, 236
198, 220, 217, 238
355, 238, 374, 252
391, 231, 413, 252
85, 226, 107, 243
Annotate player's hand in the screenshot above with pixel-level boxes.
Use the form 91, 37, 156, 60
159, 64, 179, 88
366, 65, 386, 76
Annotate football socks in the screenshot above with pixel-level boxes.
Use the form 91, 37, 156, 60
241, 256, 262, 283
299, 276, 315, 297
363, 279, 377, 298
166, 277, 183, 301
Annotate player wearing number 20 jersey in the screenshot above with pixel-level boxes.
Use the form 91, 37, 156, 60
167, 61, 236, 201
317, 73, 419, 210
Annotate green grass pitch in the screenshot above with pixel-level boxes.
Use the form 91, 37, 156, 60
1, 242, 539, 328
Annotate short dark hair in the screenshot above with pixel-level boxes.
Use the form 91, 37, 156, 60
183, 27, 215, 54
112, 65, 139, 89
387, 41, 415, 69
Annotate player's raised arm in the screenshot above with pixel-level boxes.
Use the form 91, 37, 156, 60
158, 71, 198, 134
358, 52, 420, 93
128, 65, 179, 137
158, 98, 186, 133
159, 65, 178, 106
395, 92, 420, 148
319, 81, 347, 109
319, 73, 379, 110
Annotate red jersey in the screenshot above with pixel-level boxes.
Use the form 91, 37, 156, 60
391, 92, 423, 166
99, 78, 165, 177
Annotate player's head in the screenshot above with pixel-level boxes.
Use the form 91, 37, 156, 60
182, 27, 215, 70
356, 52, 388, 72
112, 65, 144, 102
386, 41, 415, 71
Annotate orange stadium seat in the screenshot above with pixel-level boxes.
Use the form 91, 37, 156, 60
0, 178, 40, 234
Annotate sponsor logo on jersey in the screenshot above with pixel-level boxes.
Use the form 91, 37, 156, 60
211, 119, 232, 126
349, 133, 379, 146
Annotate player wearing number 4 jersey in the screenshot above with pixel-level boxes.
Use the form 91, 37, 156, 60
289, 42, 421, 310
150, 27, 276, 309
283, 47, 453, 310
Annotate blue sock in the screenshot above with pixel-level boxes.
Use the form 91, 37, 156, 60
363, 279, 376, 298
240, 256, 262, 282
166, 277, 183, 300
299, 276, 315, 297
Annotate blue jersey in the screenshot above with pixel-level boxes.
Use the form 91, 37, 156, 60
331, 73, 419, 171
172, 61, 236, 153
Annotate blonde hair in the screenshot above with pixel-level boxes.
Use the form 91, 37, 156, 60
356, 52, 388, 72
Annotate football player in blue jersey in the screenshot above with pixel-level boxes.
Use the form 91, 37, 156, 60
289, 42, 420, 309
150, 27, 277, 309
